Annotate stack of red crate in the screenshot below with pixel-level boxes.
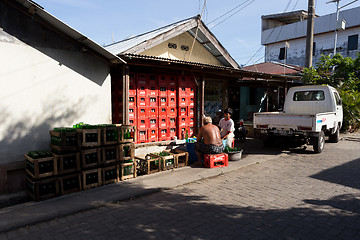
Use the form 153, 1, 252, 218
113, 73, 196, 143
177, 76, 196, 139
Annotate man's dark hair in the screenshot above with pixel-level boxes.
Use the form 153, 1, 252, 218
224, 108, 233, 115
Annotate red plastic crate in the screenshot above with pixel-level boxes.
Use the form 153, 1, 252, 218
159, 107, 167, 117
136, 73, 147, 86
137, 129, 148, 143
188, 96, 195, 107
178, 96, 188, 107
137, 118, 148, 130
159, 96, 168, 107
204, 153, 228, 168
129, 83, 137, 96
129, 96, 136, 107
169, 117, 176, 128
158, 117, 168, 128
158, 86, 167, 96
158, 128, 170, 141
178, 107, 187, 117
188, 107, 195, 116
149, 118, 158, 129
137, 96, 148, 107
137, 85, 147, 96
148, 74, 157, 86
167, 107, 177, 117
188, 116, 195, 127
147, 85, 158, 97
169, 128, 177, 139
178, 76, 193, 87
148, 96, 157, 107
137, 107, 147, 118
178, 86, 187, 97
128, 107, 136, 119
158, 75, 176, 87
168, 86, 176, 97
148, 107, 158, 118
148, 128, 158, 142
128, 118, 137, 127
186, 85, 196, 97
178, 116, 187, 128
168, 96, 176, 107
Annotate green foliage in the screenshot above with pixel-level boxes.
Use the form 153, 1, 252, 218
303, 53, 360, 131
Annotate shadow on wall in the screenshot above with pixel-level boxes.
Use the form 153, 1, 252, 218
0, 96, 87, 165
0, 1, 109, 86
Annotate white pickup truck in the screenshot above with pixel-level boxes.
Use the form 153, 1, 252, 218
253, 85, 343, 153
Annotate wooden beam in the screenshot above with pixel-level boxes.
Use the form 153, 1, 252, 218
199, 76, 205, 128
122, 66, 130, 125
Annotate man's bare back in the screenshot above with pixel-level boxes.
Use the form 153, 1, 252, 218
198, 123, 222, 145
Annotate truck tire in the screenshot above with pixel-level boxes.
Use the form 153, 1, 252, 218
313, 131, 325, 153
329, 127, 339, 143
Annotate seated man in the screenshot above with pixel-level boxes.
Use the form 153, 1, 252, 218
219, 108, 235, 147
194, 116, 224, 165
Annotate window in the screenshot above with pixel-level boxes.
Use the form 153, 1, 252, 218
348, 34, 358, 51
313, 42, 316, 56
334, 92, 342, 106
293, 91, 325, 101
279, 47, 286, 60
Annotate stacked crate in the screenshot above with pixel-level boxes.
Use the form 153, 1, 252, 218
25, 125, 136, 201
177, 76, 196, 138
112, 73, 196, 143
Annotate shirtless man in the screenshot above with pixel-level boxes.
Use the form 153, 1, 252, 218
194, 116, 224, 166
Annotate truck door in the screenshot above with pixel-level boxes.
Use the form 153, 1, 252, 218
333, 91, 343, 128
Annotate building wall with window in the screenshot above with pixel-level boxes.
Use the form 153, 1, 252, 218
262, 6, 360, 67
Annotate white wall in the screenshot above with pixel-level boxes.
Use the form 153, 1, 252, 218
0, 39, 112, 165
265, 26, 360, 66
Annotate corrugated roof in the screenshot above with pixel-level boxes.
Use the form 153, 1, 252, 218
105, 16, 239, 69
12, 0, 125, 64
242, 62, 303, 75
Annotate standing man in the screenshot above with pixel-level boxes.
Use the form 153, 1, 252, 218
219, 108, 235, 147
194, 116, 224, 166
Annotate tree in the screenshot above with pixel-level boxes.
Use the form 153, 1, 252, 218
303, 53, 360, 131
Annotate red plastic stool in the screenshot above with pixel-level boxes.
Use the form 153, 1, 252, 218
204, 153, 228, 168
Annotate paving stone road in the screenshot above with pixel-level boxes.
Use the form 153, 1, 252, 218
1, 134, 360, 240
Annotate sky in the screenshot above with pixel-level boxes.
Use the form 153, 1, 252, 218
34, 0, 360, 67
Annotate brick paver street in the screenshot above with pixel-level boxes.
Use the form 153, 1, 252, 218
1, 134, 360, 240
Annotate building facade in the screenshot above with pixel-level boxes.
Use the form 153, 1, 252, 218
262, 7, 360, 67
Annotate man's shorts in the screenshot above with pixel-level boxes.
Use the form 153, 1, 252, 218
195, 141, 224, 154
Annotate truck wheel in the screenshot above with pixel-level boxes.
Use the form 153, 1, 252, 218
313, 131, 325, 153
329, 127, 339, 143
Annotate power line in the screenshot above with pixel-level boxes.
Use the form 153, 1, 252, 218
208, 0, 253, 25
210, 0, 256, 29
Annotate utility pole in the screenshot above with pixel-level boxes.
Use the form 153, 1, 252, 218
327, 0, 358, 56
305, 0, 315, 68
